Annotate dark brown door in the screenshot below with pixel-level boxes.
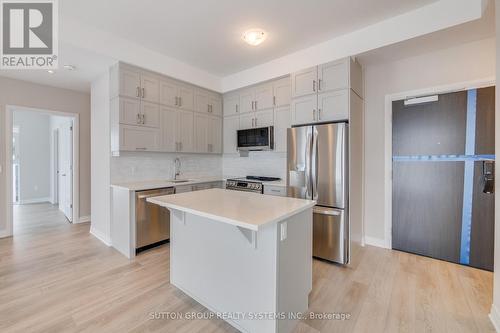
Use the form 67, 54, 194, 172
392, 87, 495, 271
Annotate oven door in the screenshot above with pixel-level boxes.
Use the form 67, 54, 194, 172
237, 126, 274, 150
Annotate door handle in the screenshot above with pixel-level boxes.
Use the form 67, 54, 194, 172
305, 132, 312, 199
482, 160, 495, 194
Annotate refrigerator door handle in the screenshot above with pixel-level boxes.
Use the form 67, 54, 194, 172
311, 127, 319, 200
305, 131, 312, 199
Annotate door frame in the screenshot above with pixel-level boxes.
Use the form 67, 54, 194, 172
382, 77, 495, 249
4, 106, 80, 236
52, 129, 59, 204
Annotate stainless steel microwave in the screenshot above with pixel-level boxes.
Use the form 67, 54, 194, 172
237, 126, 274, 151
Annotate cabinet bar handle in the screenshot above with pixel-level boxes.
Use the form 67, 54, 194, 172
136, 87, 140, 98
175, 96, 178, 106
137, 113, 141, 124
273, 96, 276, 106
136, 147, 147, 150
313, 80, 316, 92
179, 96, 182, 107
142, 114, 146, 124
236, 104, 238, 113
313, 109, 316, 121
318, 79, 322, 91
142, 88, 145, 98
318, 108, 321, 120
255, 118, 257, 127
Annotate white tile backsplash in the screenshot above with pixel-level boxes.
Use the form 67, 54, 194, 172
110, 152, 222, 183
222, 151, 287, 180
111, 151, 287, 184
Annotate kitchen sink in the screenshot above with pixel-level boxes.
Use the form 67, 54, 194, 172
167, 179, 190, 183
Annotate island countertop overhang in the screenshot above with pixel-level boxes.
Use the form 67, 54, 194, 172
147, 188, 316, 231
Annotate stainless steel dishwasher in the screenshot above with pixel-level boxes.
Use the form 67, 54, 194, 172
135, 187, 175, 251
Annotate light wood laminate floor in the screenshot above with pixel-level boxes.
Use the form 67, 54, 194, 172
0, 203, 494, 332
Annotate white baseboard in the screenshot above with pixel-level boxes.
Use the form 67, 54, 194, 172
90, 226, 111, 246
0, 229, 12, 238
76, 215, 91, 223
364, 236, 390, 249
490, 304, 500, 332
17, 197, 51, 205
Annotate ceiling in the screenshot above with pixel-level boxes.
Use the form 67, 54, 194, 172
357, 0, 495, 66
0, 42, 115, 92
60, 0, 438, 77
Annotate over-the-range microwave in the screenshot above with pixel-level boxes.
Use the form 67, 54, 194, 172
237, 126, 274, 151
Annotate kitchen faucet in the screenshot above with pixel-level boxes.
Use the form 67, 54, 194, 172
174, 157, 181, 180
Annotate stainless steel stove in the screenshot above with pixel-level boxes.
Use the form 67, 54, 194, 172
226, 176, 281, 193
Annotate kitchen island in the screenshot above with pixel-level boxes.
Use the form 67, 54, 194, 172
148, 188, 315, 333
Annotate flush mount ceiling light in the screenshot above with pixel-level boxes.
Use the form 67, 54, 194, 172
242, 29, 267, 46
63, 64, 76, 71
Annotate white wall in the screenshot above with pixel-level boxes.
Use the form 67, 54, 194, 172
363, 37, 495, 245
90, 72, 111, 244
489, 0, 500, 329
0, 77, 91, 236
111, 153, 222, 184
222, 152, 286, 180
12, 110, 51, 203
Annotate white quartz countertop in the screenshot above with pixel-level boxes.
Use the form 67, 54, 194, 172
110, 177, 223, 191
147, 188, 315, 231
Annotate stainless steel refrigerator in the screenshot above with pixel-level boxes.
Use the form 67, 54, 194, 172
287, 122, 349, 264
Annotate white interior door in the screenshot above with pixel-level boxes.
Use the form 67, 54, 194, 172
58, 120, 73, 222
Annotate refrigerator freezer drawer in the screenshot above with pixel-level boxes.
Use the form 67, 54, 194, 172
313, 207, 349, 264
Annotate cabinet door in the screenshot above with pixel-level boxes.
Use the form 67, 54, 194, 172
141, 74, 160, 103
178, 84, 194, 111
239, 113, 254, 130
254, 109, 273, 128
291, 66, 317, 98
317, 89, 349, 122
195, 89, 210, 114
160, 106, 178, 152
274, 106, 291, 152
223, 115, 240, 154
194, 113, 209, 152
160, 79, 178, 107
223, 94, 240, 117
209, 94, 223, 116
254, 83, 274, 111
178, 110, 194, 152
120, 125, 160, 151
141, 102, 160, 128
273, 77, 291, 107
119, 69, 141, 99
239, 89, 255, 113
291, 94, 317, 125
318, 59, 349, 93
119, 97, 141, 126
208, 116, 222, 153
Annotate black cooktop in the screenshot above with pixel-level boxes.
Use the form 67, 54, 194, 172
245, 176, 281, 182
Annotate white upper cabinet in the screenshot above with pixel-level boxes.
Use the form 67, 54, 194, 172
160, 79, 178, 107
254, 83, 274, 111
119, 68, 141, 99
223, 115, 239, 154
254, 109, 273, 128
160, 106, 178, 152
178, 84, 194, 111
194, 89, 210, 114
119, 97, 141, 126
273, 77, 291, 107
317, 90, 349, 122
239, 89, 255, 114
140, 102, 160, 128
291, 66, 317, 98
178, 110, 194, 152
291, 94, 317, 125
140, 74, 160, 103
239, 113, 254, 130
274, 107, 291, 152
194, 113, 209, 153
317, 59, 349, 93
160, 79, 194, 111
208, 116, 222, 153
120, 125, 161, 152
223, 94, 239, 117
208, 93, 223, 116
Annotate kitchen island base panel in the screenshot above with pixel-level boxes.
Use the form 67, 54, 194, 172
170, 208, 312, 333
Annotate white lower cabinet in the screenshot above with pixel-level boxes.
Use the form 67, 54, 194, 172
223, 115, 239, 154
120, 125, 161, 152
274, 107, 291, 152
291, 94, 317, 125
317, 89, 349, 122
